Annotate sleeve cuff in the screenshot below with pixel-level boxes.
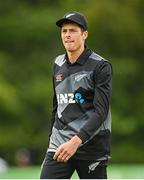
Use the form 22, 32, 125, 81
77, 130, 89, 144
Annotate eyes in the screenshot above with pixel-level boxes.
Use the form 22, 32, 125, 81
61, 29, 79, 34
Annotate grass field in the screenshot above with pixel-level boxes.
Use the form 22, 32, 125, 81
0, 164, 144, 179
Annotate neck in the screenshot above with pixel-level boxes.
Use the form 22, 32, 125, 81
67, 46, 85, 64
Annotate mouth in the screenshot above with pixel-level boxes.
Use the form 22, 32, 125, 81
65, 40, 74, 43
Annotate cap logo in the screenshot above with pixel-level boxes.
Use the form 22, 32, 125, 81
65, 13, 75, 18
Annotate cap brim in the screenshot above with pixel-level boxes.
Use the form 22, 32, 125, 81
56, 18, 77, 27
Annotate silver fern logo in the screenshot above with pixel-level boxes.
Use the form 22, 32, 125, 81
65, 13, 75, 18
74, 74, 87, 82
88, 161, 100, 173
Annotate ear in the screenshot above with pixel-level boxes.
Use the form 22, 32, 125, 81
83, 31, 88, 40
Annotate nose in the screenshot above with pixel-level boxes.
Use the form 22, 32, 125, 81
65, 30, 71, 37
66, 33, 71, 39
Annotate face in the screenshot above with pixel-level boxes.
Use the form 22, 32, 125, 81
61, 23, 88, 53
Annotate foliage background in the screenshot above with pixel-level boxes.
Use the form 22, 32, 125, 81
0, 0, 144, 165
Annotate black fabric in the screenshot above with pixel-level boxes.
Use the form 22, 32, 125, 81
40, 152, 107, 179
40, 153, 74, 179
73, 130, 111, 160
48, 48, 112, 160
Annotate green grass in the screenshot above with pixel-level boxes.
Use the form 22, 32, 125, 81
0, 164, 144, 179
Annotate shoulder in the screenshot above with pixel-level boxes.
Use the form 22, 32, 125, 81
89, 51, 112, 69
89, 52, 105, 62
54, 54, 66, 67
88, 51, 112, 75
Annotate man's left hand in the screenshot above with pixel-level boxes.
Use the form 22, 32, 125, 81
53, 135, 82, 163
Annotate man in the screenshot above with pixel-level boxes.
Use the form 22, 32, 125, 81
40, 11, 112, 179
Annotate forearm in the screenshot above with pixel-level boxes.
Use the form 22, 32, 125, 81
77, 108, 109, 143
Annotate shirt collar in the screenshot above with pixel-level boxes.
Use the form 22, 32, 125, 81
65, 48, 92, 66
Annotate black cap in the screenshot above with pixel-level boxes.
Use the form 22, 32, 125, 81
56, 11, 88, 30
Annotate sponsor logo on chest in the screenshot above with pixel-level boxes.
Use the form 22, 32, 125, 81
57, 93, 75, 104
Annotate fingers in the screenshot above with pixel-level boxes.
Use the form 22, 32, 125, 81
57, 151, 70, 162
53, 148, 63, 160
63, 155, 70, 162
53, 148, 71, 163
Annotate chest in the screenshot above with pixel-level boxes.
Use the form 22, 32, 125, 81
54, 63, 96, 94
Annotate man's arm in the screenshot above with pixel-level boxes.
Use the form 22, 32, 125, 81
77, 60, 112, 143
